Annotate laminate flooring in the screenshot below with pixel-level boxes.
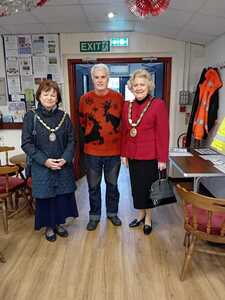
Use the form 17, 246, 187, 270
0, 166, 225, 300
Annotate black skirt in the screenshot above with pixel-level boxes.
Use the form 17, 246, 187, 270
35, 192, 78, 230
128, 159, 159, 209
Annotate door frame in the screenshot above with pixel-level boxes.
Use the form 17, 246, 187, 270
68, 56, 172, 127
67, 57, 172, 179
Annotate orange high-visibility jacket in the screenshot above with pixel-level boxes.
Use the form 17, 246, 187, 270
193, 69, 223, 140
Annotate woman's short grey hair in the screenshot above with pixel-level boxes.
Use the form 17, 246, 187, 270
91, 63, 110, 79
127, 69, 155, 93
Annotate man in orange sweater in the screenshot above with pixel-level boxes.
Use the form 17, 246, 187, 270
79, 64, 124, 230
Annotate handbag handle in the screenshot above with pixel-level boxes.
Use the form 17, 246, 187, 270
158, 169, 167, 182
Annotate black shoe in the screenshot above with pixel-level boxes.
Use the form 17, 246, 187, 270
129, 217, 145, 228
86, 220, 99, 231
45, 228, 57, 242
55, 225, 68, 238
143, 224, 152, 235
107, 216, 122, 226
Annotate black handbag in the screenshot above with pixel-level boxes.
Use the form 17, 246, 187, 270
150, 171, 176, 207
25, 111, 37, 178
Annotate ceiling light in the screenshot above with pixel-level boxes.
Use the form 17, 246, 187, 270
0, 0, 48, 17
107, 12, 115, 19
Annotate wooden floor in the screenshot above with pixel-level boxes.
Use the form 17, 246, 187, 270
0, 166, 225, 300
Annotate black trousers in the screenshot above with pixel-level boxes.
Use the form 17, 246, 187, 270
128, 159, 159, 209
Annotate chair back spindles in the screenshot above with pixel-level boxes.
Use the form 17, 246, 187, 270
176, 184, 225, 280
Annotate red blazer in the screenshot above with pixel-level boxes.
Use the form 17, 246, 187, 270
121, 97, 169, 162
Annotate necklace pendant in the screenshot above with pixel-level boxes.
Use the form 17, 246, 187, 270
130, 127, 137, 137
49, 132, 56, 142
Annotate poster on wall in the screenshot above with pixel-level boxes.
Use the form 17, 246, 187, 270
46, 35, 59, 56
21, 76, 34, 93
7, 76, 21, 95
33, 56, 47, 77
0, 78, 7, 105
32, 34, 46, 56
8, 101, 26, 122
17, 35, 32, 56
6, 57, 19, 76
24, 88, 35, 109
1, 33, 61, 124
4, 35, 18, 57
19, 56, 33, 76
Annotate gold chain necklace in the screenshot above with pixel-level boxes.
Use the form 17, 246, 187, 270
36, 111, 67, 142
128, 99, 153, 137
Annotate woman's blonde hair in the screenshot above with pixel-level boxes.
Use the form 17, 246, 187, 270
127, 69, 155, 93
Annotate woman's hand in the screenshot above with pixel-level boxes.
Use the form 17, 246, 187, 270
44, 158, 62, 170
56, 158, 66, 167
158, 162, 167, 171
121, 157, 128, 167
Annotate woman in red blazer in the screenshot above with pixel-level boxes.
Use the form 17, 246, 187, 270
121, 69, 169, 235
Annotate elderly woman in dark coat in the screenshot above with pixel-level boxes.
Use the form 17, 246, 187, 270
22, 80, 78, 242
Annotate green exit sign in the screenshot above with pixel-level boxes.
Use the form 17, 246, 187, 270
80, 40, 110, 52
110, 37, 129, 47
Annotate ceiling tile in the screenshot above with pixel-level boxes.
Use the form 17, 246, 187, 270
0, 25, 9, 34
2, 23, 47, 34
169, 0, 206, 12
0, 11, 39, 25
81, 0, 124, 3
186, 14, 225, 36
46, 0, 80, 5
135, 22, 179, 39
176, 29, 215, 44
31, 5, 86, 23
90, 21, 135, 32
83, 4, 135, 22
45, 22, 90, 33
143, 9, 194, 28
200, 0, 225, 17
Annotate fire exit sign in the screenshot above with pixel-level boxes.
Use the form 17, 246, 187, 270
80, 41, 110, 52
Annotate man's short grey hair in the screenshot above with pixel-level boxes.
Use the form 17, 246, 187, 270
91, 64, 110, 79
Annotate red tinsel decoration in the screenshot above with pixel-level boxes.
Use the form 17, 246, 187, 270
128, 0, 171, 17
37, 0, 49, 7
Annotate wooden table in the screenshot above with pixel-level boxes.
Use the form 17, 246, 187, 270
169, 152, 225, 191
10, 153, 26, 179
9, 153, 26, 169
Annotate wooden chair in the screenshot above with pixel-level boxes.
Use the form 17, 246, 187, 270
176, 184, 225, 281
0, 146, 15, 165
0, 165, 29, 233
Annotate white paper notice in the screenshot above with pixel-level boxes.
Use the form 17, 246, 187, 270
4, 35, 18, 57
19, 56, 33, 76
6, 57, 19, 76
32, 35, 46, 56
33, 56, 47, 77
17, 35, 32, 56
21, 76, 34, 93
8, 76, 21, 94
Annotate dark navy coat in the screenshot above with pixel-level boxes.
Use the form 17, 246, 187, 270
21, 104, 76, 199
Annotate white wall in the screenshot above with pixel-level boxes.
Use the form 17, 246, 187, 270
61, 32, 205, 146
206, 35, 225, 143
0, 32, 206, 155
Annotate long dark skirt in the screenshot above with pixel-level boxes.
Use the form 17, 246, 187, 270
35, 192, 78, 230
128, 159, 159, 209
